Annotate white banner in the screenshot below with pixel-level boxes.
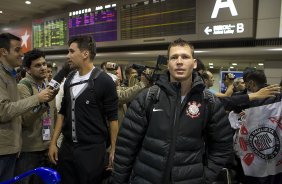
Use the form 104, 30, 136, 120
229, 100, 282, 177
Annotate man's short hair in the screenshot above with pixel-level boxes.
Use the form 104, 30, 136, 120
46, 62, 52, 68
201, 70, 211, 81
243, 67, 256, 82
23, 49, 45, 68
100, 61, 107, 70
68, 36, 96, 61
0, 33, 21, 52
233, 77, 243, 88
195, 58, 206, 72
245, 70, 267, 89
125, 65, 134, 76
167, 38, 195, 58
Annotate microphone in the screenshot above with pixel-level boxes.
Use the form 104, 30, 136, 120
48, 65, 70, 90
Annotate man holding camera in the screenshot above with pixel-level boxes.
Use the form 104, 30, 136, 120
202, 70, 234, 97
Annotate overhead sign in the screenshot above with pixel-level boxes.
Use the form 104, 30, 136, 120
197, 0, 255, 40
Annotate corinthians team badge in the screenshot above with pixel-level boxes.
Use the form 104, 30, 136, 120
186, 101, 201, 118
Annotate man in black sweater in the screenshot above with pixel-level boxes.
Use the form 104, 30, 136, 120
48, 36, 118, 184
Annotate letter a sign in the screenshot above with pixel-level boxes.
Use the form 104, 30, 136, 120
211, 0, 238, 18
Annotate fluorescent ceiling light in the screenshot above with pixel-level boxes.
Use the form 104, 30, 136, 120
232, 63, 237, 66
0, 11, 3, 14
230, 66, 234, 69
209, 66, 214, 69
267, 48, 282, 51
258, 63, 264, 66
208, 63, 213, 65
129, 52, 146, 55
195, 50, 209, 53
25, 1, 31, 4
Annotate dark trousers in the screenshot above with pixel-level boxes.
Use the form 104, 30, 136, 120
58, 140, 106, 184
0, 153, 17, 182
15, 150, 50, 184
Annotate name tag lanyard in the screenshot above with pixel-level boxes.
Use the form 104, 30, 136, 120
36, 83, 52, 141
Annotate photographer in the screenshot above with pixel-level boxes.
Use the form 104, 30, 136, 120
117, 74, 150, 126
101, 61, 120, 84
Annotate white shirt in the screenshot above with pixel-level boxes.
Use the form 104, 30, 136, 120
71, 68, 94, 97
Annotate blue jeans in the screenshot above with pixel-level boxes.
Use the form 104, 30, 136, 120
0, 153, 17, 182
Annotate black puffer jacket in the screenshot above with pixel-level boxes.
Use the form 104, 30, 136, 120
113, 72, 233, 184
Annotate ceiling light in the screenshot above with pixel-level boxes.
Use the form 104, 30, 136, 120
258, 63, 264, 66
209, 66, 214, 69
229, 66, 234, 69
208, 63, 213, 65
232, 63, 237, 66
195, 50, 209, 53
267, 48, 282, 51
0, 11, 3, 14
25, 1, 31, 4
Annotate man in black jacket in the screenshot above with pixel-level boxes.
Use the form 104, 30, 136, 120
112, 38, 233, 184
48, 36, 118, 184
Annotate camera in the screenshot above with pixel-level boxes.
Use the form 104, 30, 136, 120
131, 55, 167, 83
106, 62, 118, 70
225, 73, 236, 80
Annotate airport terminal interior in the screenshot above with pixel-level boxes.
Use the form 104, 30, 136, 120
0, 0, 281, 89
0, 0, 282, 183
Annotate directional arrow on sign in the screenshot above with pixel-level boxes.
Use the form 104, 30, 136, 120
204, 26, 212, 35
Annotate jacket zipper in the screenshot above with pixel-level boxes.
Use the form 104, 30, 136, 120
163, 89, 181, 184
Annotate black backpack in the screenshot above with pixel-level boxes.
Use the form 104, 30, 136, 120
64, 68, 111, 148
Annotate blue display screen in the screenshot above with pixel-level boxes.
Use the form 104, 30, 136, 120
68, 7, 117, 42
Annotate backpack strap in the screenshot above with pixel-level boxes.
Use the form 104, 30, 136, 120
202, 89, 215, 165
88, 68, 103, 90
64, 70, 76, 92
145, 85, 161, 121
19, 79, 33, 95
203, 89, 215, 129
87, 68, 111, 147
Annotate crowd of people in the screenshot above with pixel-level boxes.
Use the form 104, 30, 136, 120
0, 32, 281, 184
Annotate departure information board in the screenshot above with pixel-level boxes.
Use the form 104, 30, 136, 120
68, 4, 117, 42
120, 0, 196, 40
33, 18, 67, 48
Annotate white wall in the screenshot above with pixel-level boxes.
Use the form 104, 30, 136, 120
264, 61, 282, 84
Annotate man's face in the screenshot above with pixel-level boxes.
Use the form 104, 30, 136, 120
206, 71, 215, 88
67, 42, 86, 69
27, 57, 47, 81
168, 45, 196, 82
237, 79, 245, 91
4, 40, 23, 68
46, 67, 52, 82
